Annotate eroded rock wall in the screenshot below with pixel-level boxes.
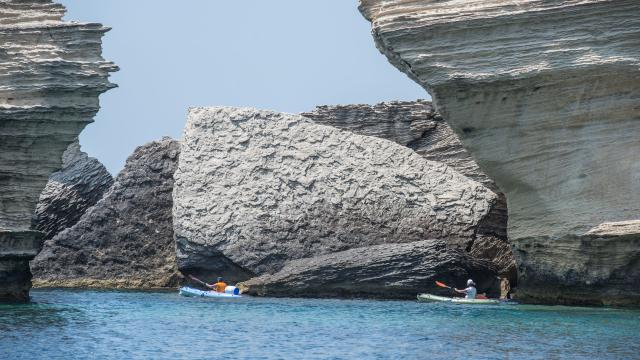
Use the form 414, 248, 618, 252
359, 0, 640, 305
0, 0, 116, 301
173, 107, 501, 296
31, 138, 180, 289
34, 141, 113, 240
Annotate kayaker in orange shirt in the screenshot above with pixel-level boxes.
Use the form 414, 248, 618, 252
207, 277, 227, 293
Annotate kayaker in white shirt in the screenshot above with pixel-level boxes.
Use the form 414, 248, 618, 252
454, 279, 477, 299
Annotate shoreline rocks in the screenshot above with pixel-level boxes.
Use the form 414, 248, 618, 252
174, 106, 501, 295
29, 103, 510, 300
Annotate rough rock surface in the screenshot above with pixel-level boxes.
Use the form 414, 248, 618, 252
238, 239, 500, 299
302, 100, 494, 189
0, 0, 116, 301
359, 0, 640, 305
302, 101, 514, 281
34, 141, 113, 240
32, 138, 180, 289
174, 107, 499, 290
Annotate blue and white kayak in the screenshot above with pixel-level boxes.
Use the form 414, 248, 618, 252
179, 286, 242, 298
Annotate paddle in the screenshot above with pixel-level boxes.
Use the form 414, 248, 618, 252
436, 280, 458, 296
188, 275, 213, 289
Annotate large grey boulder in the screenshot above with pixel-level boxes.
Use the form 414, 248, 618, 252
359, 0, 640, 305
0, 0, 117, 302
302, 100, 513, 281
238, 239, 500, 299
34, 141, 114, 240
31, 138, 180, 289
174, 107, 499, 290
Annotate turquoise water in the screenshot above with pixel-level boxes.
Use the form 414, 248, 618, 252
1, 289, 639, 360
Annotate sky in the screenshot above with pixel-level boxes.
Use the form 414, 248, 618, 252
59, 0, 427, 174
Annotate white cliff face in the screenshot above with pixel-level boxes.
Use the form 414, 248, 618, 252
0, 0, 117, 231
0, 0, 116, 301
173, 107, 497, 283
359, 0, 640, 305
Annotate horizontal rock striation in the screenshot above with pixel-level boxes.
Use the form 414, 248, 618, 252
0, 0, 116, 301
359, 0, 640, 305
302, 101, 513, 280
34, 141, 113, 240
238, 239, 500, 299
32, 138, 180, 289
174, 107, 499, 292
302, 100, 494, 189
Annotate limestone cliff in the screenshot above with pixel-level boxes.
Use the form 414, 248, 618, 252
359, 0, 640, 305
34, 141, 113, 240
301, 101, 514, 281
174, 107, 501, 296
32, 138, 180, 289
0, 0, 116, 301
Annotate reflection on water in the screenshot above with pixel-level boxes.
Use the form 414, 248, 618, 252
0, 304, 77, 334
0, 289, 639, 359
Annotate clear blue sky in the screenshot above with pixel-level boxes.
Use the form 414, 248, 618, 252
59, 0, 427, 174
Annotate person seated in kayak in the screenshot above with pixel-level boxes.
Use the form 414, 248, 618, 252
206, 277, 227, 293
453, 279, 477, 299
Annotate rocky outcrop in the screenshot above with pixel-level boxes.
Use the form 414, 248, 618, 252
173, 107, 500, 296
238, 239, 500, 299
302, 101, 513, 281
0, 0, 116, 301
31, 138, 180, 289
359, 1, 640, 305
302, 100, 494, 189
34, 141, 113, 240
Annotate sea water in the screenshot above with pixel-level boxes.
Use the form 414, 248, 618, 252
1, 289, 639, 360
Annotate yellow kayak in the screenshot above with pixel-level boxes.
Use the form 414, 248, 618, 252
417, 293, 499, 305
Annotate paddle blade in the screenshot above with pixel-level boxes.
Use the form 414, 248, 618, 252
435, 281, 450, 289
